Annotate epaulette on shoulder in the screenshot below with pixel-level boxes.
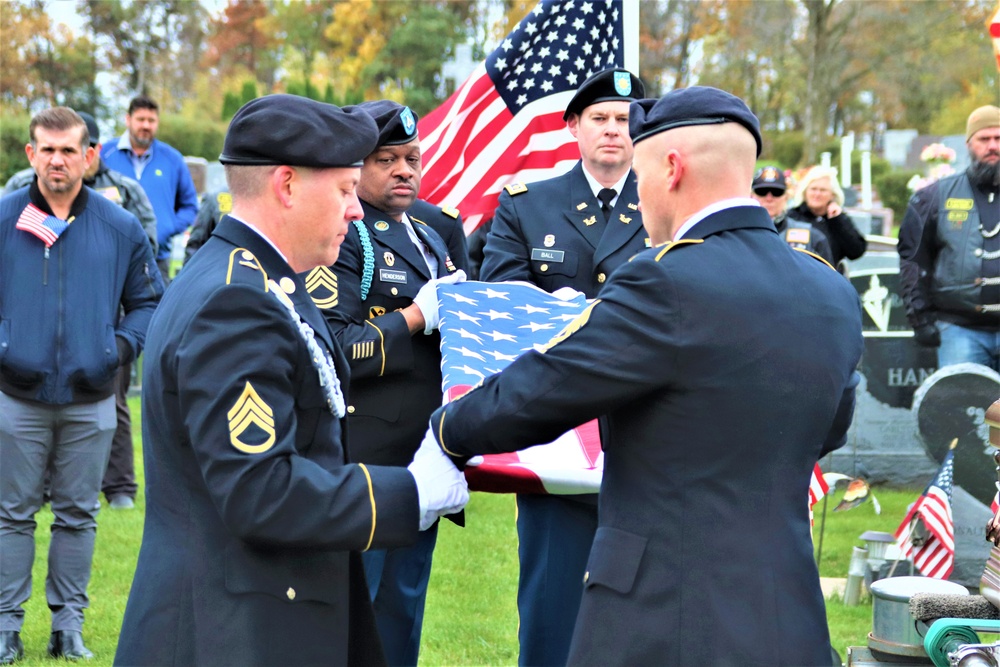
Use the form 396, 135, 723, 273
793, 247, 836, 271
654, 238, 703, 262
225, 247, 270, 289
504, 183, 528, 196
441, 205, 460, 219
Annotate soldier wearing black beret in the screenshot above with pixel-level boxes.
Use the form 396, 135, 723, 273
424, 85, 863, 665
477, 67, 647, 667
303, 99, 467, 666
116, 94, 468, 667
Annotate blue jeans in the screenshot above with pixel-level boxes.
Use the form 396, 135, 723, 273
938, 321, 1000, 372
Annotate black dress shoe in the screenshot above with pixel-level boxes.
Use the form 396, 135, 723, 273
47, 631, 93, 661
0, 631, 23, 665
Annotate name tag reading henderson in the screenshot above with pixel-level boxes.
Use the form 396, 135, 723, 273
530, 248, 565, 263
379, 269, 407, 284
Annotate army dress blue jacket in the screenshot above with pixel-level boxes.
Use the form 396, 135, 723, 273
304, 200, 458, 467
115, 216, 418, 667
481, 162, 649, 298
431, 206, 864, 666
408, 198, 470, 275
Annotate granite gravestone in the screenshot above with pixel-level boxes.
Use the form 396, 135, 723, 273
835, 253, 939, 486
910, 364, 1000, 586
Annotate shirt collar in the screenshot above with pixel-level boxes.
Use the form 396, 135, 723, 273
227, 214, 290, 266
674, 197, 760, 240
580, 165, 630, 203
116, 133, 153, 157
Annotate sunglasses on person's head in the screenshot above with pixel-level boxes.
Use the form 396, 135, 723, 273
753, 187, 784, 198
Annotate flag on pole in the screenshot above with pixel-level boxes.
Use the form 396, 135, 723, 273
417, 0, 636, 235
437, 280, 602, 494
894, 447, 956, 579
16, 203, 67, 247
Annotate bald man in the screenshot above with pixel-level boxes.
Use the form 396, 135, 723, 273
420, 87, 863, 666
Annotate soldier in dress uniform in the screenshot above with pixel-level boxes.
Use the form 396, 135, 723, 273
408, 198, 470, 275
302, 100, 465, 667
477, 67, 647, 667
423, 86, 864, 667
114, 94, 468, 667
751, 165, 834, 265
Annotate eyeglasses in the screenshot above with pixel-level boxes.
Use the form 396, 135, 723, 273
753, 188, 784, 198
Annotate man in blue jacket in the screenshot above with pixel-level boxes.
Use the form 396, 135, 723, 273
101, 95, 198, 284
0, 107, 163, 663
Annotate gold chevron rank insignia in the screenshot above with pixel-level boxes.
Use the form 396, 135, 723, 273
305, 266, 338, 309
540, 300, 600, 352
227, 382, 275, 454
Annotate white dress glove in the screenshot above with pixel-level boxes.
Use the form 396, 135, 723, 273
407, 426, 469, 530
550, 286, 586, 302
412, 270, 467, 334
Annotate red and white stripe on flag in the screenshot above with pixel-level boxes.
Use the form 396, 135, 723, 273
894, 451, 955, 579
417, 0, 631, 235
809, 463, 828, 507
16, 203, 59, 247
989, 0, 1000, 71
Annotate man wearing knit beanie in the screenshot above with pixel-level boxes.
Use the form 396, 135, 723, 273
898, 104, 1000, 372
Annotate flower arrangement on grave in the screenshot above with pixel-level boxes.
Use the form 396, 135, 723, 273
908, 142, 957, 192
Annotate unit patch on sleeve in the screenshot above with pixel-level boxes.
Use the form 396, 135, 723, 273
227, 381, 276, 454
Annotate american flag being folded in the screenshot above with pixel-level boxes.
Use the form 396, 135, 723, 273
437, 280, 601, 494
16, 203, 67, 248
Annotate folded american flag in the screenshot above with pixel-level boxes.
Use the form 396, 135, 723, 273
16, 203, 68, 247
438, 280, 601, 494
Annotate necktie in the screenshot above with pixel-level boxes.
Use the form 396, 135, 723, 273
598, 188, 616, 223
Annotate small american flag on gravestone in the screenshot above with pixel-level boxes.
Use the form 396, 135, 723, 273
894, 447, 955, 579
16, 203, 67, 248
437, 280, 602, 494
418, 0, 629, 235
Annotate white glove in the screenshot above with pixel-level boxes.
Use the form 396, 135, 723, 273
412, 270, 467, 334
550, 286, 586, 302
407, 426, 469, 531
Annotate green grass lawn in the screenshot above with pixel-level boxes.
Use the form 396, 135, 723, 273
13, 398, 932, 665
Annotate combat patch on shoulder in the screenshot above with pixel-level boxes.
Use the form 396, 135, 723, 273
442, 206, 460, 219
228, 381, 276, 454
654, 238, 704, 261
217, 192, 233, 213
305, 266, 338, 309
504, 183, 528, 196
793, 247, 835, 271
539, 300, 601, 353
226, 248, 269, 289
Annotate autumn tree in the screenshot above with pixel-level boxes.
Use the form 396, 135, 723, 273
204, 0, 280, 93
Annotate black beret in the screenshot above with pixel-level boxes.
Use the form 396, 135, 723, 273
563, 69, 645, 120
629, 86, 762, 157
358, 100, 419, 148
219, 94, 379, 168
752, 165, 786, 192
76, 111, 100, 145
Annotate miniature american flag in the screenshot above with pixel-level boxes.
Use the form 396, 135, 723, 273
418, 0, 632, 235
437, 280, 602, 494
894, 448, 955, 579
16, 203, 67, 248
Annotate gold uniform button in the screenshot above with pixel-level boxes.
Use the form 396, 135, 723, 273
583, 571, 589, 584
286, 587, 296, 600
347, 405, 356, 414
540, 264, 549, 272
279, 276, 296, 294
597, 272, 606, 283
391, 287, 398, 295
241, 250, 254, 261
